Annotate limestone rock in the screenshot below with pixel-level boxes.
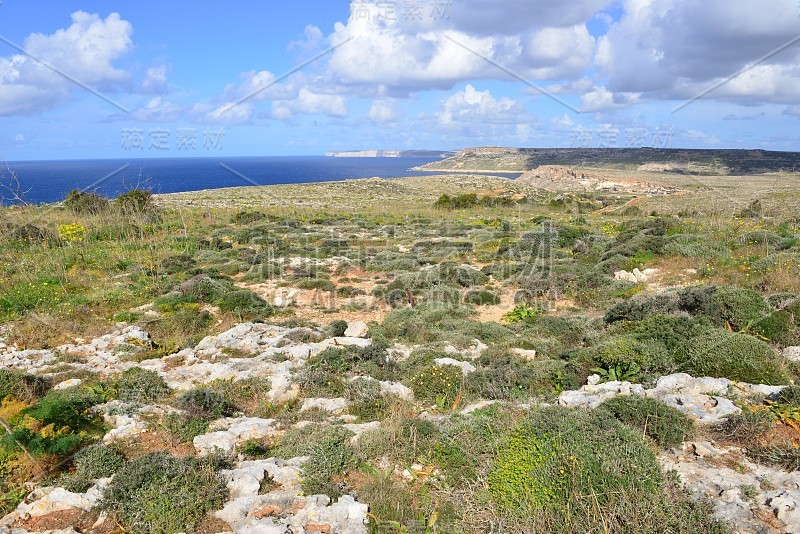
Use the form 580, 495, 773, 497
194, 417, 278, 455
344, 321, 369, 338
433, 357, 476, 375
301, 398, 349, 414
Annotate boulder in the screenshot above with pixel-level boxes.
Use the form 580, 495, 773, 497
344, 321, 369, 338
433, 357, 476, 375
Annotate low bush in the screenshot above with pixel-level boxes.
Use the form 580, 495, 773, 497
99, 452, 229, 534
776, 385, 800, 407
0, 369, 49, 401
488, 406, 663, 514
178, 387, 236, 419
718, 410, 774, 443
295, 278, 336, 291
5, 387, 105, 458
116, 368, 171, 403
465, 354, 571, 400
328, 319, 348, 337
679, 285, 770, 330
64, 190, 109, 214
163, 413, 209, 443
604, 293, 679, 323
216, 290, 273, 321
115, 189, 153, 214
676, 330, 790, 384
59, 444, 125, 493
600, 396, 694, 447
271, 424, 356, 498
750, 311, 798, 346
408, 364, 463, 407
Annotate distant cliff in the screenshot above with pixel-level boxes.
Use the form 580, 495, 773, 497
416, 147, 800, 175
325, 149, 456, 158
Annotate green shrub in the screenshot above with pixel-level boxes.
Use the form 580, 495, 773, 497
115, 189, 153, 214
751, 311, 798, 345
488, 406, 663, 513
64, 189, 109, 214
679, 285, 769, 330
59, 444, 126, 492
295, 278, 336, 291
464, 290, 500, 306
503, 304, 541, 323
237, 439, 271, 460
116, 368, 171, 403
163, 413, 209, 443
465, 354, 570, 400
600, 396, 694, 447
216, 290, 273, 321
0, 369, 49, 401
604, 294, 679, 323
328, 320, 348, 337
99, 452, 228, 534
623, 314, 710, 353
676, 330, 790, 384
718, 410, 774, 443
6, 387, 105, 458
178, 387, 235, 419
776, 385, 800, 407
296, 344, 395, 395
663, 235, 729, 259
409, 364, 462, 406
25, 387, 104, 430
270, 424, 356, 498
300, 426, 357, 498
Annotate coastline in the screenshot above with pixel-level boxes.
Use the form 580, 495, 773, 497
410, 166, 524, 174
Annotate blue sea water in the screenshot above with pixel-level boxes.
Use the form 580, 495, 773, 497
1, 156, 513, 205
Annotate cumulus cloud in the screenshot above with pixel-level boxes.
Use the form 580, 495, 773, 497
580, 86, 640, 112
596, 0, 800, 106
130, 97, 183, 122
323, 0, 602, 94
272, 88, 348, 119
368, 99, 400, 123
0, 11, 133, 116
437, 84, 528, 126
139, 65, 169, 94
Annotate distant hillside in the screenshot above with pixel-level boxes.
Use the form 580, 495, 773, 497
417, 147, 800, 175
325, 149, 457, 158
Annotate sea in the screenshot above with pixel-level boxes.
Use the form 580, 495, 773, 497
1, 156, 520, 205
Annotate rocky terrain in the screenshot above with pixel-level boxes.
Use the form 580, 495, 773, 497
1, 172, 800, 533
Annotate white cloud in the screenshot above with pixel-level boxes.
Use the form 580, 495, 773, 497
437, 84, 528, 126
596, 0, 800, 105
324, 1, 603, 94
368, 99, 399, 123
686, 129, 721, 145
271, 87, 348, 118
580, 86, 640, 112
130, 97, 183, 122
192, 101, 255, 125
140, 65, 169, 94
0, 11, 133, 116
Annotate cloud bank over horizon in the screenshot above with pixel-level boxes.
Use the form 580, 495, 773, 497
2, 1, 799, 158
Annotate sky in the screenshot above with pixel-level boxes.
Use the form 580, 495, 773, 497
1, 0, 800, 160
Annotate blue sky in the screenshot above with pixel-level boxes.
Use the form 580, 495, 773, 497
1, 0, 800, 160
